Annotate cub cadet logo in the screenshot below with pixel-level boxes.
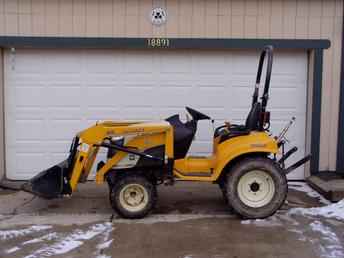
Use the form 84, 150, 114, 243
106, 130, 115, 135
251, 143, 267, 148
107, 128, 144, 135
123, 128, 145, 134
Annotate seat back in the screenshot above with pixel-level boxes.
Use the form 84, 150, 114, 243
245, 102, 261, 131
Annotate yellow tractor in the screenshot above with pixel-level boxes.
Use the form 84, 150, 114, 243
22, 46, 310, 219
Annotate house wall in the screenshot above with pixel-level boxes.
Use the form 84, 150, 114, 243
0, 0, 342, 179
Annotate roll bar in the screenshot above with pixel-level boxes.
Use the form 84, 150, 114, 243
252, 45, 273, 113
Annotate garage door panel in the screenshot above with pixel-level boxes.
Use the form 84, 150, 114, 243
8, 87, 47, 107
160, 53, 192, 73
13, 120, 45, 141
192, 52, 227, 74
12, 153, 47, 174
124, 53, 154, 73
270, 89, 306, 108
47, 120, 84, 140
84, 52, 122, 73
120, 107, 156, 120
12, 107, 45, 119
86, 86, 124, 106
47, 87, 81, 106
44, 52, 81, 73
47, 107, 83, 120
85, 107, 122, 121
232, 87, 305, 110
5, 49, 308, 180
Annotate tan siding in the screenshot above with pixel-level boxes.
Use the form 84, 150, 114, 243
59, 0, 73, 36
270, 0, 283, 38
73, 0, 86, 37
0, 0, 342, 173
0, 0, 5, 35
178, 0, 192, 37
31, 0, 45, 36
18, 0, 32, 35
282, 0, 296, 38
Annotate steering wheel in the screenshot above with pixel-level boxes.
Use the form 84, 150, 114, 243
214, 123, 231, 137
185, 107, 211, 121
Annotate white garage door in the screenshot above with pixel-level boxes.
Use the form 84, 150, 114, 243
4, 49, 307, 180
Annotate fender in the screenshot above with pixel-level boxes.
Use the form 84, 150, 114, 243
212, 132, 279, 180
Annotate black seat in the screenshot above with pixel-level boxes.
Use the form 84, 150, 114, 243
245, 102, 261, 131
217, 102, 262, 143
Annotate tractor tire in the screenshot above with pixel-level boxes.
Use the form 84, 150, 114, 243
225, 157, 287, 219
218, 180, 228, 204
109, 175, 157, 219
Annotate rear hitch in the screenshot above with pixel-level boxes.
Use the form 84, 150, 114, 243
278, 146, 298, 168
284, 154, 311, 174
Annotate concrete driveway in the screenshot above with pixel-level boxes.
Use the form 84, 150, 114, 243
0, 182, 343, 258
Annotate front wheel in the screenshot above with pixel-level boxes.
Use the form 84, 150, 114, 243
226, 157, 287, 219
109, 175, 157, 219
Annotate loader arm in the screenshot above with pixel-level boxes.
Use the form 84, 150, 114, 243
22, 121, 174, 198
68, 121, 174, 191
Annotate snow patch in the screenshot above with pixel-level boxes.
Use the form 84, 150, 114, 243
309, 221, 344, 258
289, 199, 344, 221
288, 182, 330, 204
96, 255, 111, 258
0, 225, 52, 240
240, 215, 282, 227
94, 221, 114, 258
97, 239, 113, 250
24, 223, 113, 258
22, 232, 58, 245
5, 246, 21, 254
114, 214, 232, 224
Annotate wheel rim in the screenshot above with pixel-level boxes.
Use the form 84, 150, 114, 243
237, 170, 275, 208
119, 184, 149, 212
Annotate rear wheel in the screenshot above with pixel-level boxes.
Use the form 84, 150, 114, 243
218, 180, 228, 204
110, 175, 157, 219
226, 157, 287, 219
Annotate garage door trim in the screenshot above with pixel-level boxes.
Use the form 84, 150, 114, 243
0, 36, 330, 178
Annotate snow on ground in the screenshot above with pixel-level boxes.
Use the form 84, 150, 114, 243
308, 220, 344, 258
94, 222, 114, 258
5, 246, 21, 254
0, 225, 52, 240
24, 222, 113, 258
0, 222, 114, 258
113, 214, 233, 224
289, 199, 344, 221
22, 232, 58, 245
288, 182, 330, 204
240, 215, 283, 227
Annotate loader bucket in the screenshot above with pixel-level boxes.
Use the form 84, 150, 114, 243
21, 136, 78, 199
21, 160, 73, 199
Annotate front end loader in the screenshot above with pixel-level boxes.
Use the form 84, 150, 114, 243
21, 46, 310, 219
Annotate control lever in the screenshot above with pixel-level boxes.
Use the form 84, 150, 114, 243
276, 117, 295, 144
224, 121, 231, 129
